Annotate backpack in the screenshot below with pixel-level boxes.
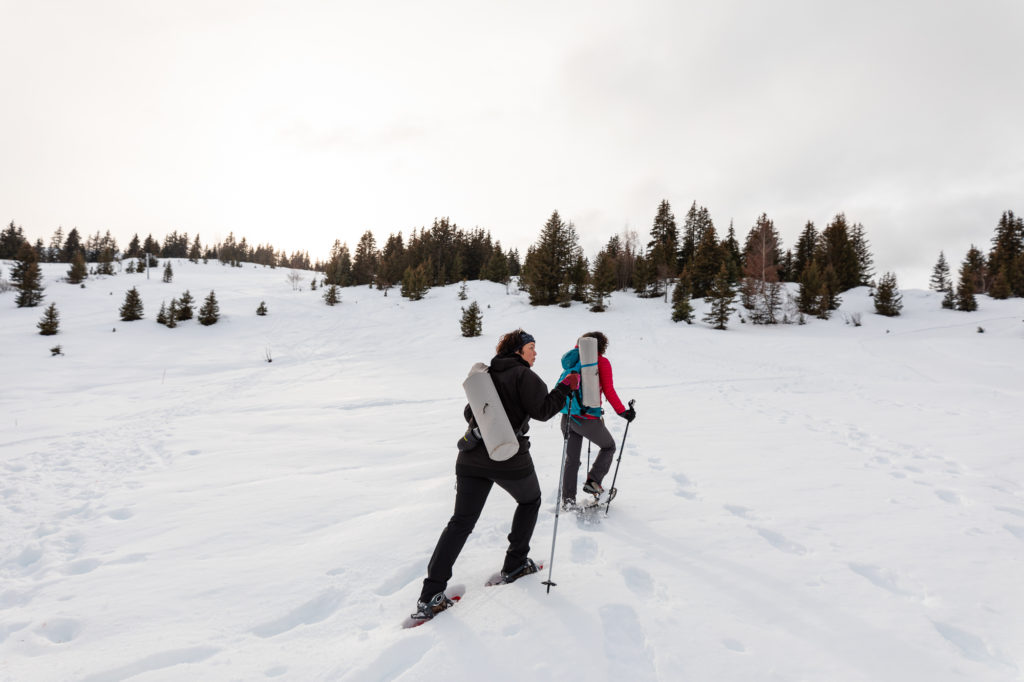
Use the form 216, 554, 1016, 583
557, 348, 603, 418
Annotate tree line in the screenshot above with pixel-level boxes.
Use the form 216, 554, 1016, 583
0, 222, 313, 271
4, 205, 1021, 329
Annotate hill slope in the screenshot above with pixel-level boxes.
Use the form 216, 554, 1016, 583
2, 261, 1022, 681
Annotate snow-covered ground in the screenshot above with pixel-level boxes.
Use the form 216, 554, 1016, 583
2, 260, 1022, 682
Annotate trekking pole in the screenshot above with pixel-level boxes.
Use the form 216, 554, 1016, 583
587, 440, 591, 472
543, 401, 572, 594
605, 399, 635, 516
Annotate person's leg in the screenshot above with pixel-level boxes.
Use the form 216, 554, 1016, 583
560, 414, 584, 502
579, 420, 617, 484
495, 471, 542, 573
420, 475, 492, 600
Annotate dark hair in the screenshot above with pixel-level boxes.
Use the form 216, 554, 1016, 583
496, 328, 536, 355
581, 331, 608, 355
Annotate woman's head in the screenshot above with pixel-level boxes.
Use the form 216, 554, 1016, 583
580, 331, 608, 356
497, 328, 536, 366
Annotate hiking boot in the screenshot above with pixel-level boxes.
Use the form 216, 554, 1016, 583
561, 497, 577, 511
583, 479, 604, 495
410, 591, 454, 621
500, 558, 539, 583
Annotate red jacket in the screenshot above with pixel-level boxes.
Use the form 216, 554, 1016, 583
583, 355, 625, 419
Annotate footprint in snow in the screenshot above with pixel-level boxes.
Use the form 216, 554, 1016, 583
250, 589, 345, 638
724, 505, 754, 520
372, 562, 423, 597
621, 566, 655, 598
1004, 525, 1024, 542
995, 506, 1024, 518
107, 508, 134, 520
723, 638, 746, 652
752, 527, 807, 555
571, 536, 599, 564
80, 646, 221, 682
63, 558, 102, 575
848, 563, 917, 598
935, 490, 962, 505
932, 621, 1017, 670
673, 473, 697, 500
35, 617, 83, 644
600, 604, 657, 681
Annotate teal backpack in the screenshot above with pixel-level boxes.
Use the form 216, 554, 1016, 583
557, 348, 603, 418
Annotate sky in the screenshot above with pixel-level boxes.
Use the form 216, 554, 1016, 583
2, 0, 1022, 287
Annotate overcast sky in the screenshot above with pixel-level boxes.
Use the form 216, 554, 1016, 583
2, 0, 1022, 287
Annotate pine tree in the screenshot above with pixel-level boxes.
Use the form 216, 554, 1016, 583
460, 301, 483, 337
256, 301, 268, 316
930, 251, 951, 293
120, 287, 144, 321
989, 265, 1012, 299
162, 261, 173, 283
873, 272, 903, 316
671, 273, 695, 323
351, 230, 378, 286
67, 251, 87, 284
458, 280, 468, 300
797, 260, 823, 315
817, 213, 860, 292
198, 291, 220, 325
702, 264, 735, 330
401, 261, 431, 301
188, 234, 202, 262
97, 248, 115, 276
988, 210, 1024, 296
481, 247, 509, 284
0, 221, 27, 259
156, 301, 168, 325
850, 222, 874, 286
176, 290, 195, 320
37, 302, 60, 335
961, 245, 988, 294
690, 225, 722, 299
323, 284, 341, 306
522, 210, 583, 305
646, 200, 679, 298
166, 299, 179, 328
741, 213, 783, 324
589, 251, 618, 312
13, 241, 45, 308
791, 221, 818, 283
941, 288, 957, 310
955, 264, 977, 312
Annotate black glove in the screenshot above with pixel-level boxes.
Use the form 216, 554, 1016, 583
619, 407, 636, 422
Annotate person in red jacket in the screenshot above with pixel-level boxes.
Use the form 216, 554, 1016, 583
560, 331, 635, 508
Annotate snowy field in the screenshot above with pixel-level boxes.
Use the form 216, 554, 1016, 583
1, 260, 1023, 682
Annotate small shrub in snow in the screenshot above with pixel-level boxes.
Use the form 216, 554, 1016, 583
460, 301, 483, 337
873, 272, 903, 317
198, 291, 220, 325
256, 301, 268, 316
37, 303, 60, 335
120, 287, 144, 321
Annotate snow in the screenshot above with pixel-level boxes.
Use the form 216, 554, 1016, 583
2, 260, 1023, 682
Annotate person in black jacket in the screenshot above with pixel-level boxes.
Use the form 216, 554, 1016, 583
411, 328, 578, 622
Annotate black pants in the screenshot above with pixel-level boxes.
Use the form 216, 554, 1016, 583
560, 414, 616, 500
420, 472, 541, 601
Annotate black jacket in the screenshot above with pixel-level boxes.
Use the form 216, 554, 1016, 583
456, 352, 571, 479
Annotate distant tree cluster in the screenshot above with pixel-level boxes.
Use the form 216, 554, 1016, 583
318, 219, 521, 300
0, 221, 314, 274
930, 210, 1024, 312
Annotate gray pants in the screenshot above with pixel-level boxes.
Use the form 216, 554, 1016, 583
560, 414, 616, 501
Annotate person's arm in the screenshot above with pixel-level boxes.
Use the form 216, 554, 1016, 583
520, 369, 572, 422
598, 356, 626, 414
